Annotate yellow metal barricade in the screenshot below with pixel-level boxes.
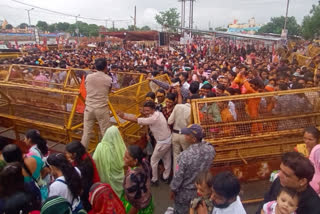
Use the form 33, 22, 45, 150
108, 74, 171, 146
0, 64, 170, 152
0, 64, 84, 145
192, 88, 320, 180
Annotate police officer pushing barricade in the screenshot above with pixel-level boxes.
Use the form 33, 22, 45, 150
81, 58, 112, 149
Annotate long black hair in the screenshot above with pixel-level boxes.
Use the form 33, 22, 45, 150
25, 129, 48, 156
66, 141, 94, 210
0, 162, 24, 198
0, 162, 41, 213
2, 144, 34, 178
46, 153, 82, 199
127, 145, 150, 177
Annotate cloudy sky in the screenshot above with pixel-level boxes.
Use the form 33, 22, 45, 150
0, 0, 318, 30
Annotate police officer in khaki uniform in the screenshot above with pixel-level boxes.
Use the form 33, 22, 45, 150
81, 58, 112, 149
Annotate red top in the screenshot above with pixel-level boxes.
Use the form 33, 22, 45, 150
81, 153, 101, 184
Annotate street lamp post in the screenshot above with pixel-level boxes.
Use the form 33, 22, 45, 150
25, 8, 34, 27
75, 14, 80, 48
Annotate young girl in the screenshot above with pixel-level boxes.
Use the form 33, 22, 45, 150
66, 141, 100, 211
46, 153, 83, 213
262, 187, 299, 214
190, 171, 214, 214
24, 129, 48, 161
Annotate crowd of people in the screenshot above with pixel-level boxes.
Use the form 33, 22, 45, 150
1, 117, 320, 214
0, 37, 320, 214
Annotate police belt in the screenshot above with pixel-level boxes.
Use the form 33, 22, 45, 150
172, 129, 182, 134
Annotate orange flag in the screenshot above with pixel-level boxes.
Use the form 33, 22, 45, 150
76, 75, 86, 114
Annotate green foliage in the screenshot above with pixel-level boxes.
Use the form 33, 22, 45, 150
18, 23, 28, 29
155, 8, 180, 32
127, 25, 136, 31
48, 24, 56, 33
56, 22, 70, 32
42, 21, 99, 37
258, 16, 301, 36
19, 20, 151, 36
215, 27, 227, 32
88, 24, 99, 37
125, 25, 151, 31
302, 1, 320, 40
36, 21, 49, 32
5, 24, 13, 29
140, 25, 151, 31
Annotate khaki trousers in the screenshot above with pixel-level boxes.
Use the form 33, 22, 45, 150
172, 133, 190, 175
151, 142, 172, 182
81, 106, 110, 149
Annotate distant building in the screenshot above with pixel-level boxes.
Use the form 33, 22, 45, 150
227, 17, 263, 35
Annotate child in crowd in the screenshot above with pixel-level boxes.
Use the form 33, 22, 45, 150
190, 171, 214, 214
261, 187, 299, 214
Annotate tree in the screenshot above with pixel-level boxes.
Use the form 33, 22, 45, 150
67, 24, 77, 35
127, 25, 136, 31
18, 23, 28, 29
258, 16, 301, 36
5, 24, 13, 30
140, 25, 151, 31
48, 24, 56, 33
155, 8, 180, 32
56, 22, 70, 32
36, 21, 49, 32
302, 1, 320, 40
88, 24, 99, 37
77, 21, 89, 36
215, 27, 227, 32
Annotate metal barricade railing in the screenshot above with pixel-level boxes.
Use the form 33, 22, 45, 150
108, 74, 171, 144
191, 87, 320, 165
0, 63, 170, 150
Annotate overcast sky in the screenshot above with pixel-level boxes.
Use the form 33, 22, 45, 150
0, 0, 318, 30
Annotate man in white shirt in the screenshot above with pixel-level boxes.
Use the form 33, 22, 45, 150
179, 72, 190, 91
197, 171, 246, 214
117, 101, 172, 185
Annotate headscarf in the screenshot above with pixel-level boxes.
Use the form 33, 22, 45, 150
41, 196, 72, 214
92, 126, 126, 197
88, 183, 125, 214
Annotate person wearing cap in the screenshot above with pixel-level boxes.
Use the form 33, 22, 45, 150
170, 124, 215, 214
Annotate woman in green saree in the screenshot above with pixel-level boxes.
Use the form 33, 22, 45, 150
92, 126, 126, 198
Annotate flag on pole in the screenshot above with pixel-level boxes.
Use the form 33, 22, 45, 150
76, 75, 86, 114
